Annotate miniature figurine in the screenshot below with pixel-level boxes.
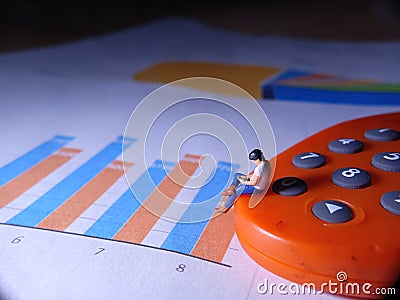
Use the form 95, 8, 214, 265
214, 149, 271, 213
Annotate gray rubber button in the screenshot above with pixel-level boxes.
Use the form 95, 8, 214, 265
332, 167, 371, 189
364, 128, 400, 142
328, 138, 364, 154
292, 152, 326, 169
312, 200, 354, 223
380, 191, 400, 216
272, 177, 307, 196
372, 152, 400, 172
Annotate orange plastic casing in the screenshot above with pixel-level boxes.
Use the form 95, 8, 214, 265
234, 112, 400, 298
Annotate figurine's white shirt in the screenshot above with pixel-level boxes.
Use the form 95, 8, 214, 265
251, 160, 271, 190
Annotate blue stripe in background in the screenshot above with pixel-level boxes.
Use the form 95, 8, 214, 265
0, 135, 74, 187
161, 161, 239, 254
85, 160, 175, 239
268, 85, 400, 105
6, 136, 134, 227
261, 70, 311, 98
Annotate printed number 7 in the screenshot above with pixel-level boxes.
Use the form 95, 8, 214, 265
95, 248, 106, 255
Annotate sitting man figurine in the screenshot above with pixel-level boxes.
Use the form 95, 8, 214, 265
215, 148, 271, 213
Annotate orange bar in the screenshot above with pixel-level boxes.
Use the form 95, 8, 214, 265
191, 202, 235, 262
114, 154, 201, 243
134, 61, 282, 98
0, 147, 81, 209
38, 160, 133, 231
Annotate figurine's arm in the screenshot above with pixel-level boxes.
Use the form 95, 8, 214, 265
239, 174, 259, 186
246, 174, 260, 186
238, 173, 252, 180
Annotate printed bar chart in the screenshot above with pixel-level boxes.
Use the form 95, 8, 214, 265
6, 136, 134, 227
0, 135, 74, 187
161, 161, 237, 254
38, 160, 133, 231
0, 147, 81, 209
114, 154, 202, 244
84, 159, 175, 239
1, 135, 241, 265
191, 208, 236, 262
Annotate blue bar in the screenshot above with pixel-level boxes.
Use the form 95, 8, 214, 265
268, 85, 400, 105
161, 161, 239, 254
85, 160, 175, 239
0, 135, 74, 187
6, 136, 134, 227
262, 70, 311, 98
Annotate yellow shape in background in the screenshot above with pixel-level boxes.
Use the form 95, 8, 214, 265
134, 61, 282, 99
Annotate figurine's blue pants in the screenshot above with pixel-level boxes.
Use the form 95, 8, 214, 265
224, 173, 255, 208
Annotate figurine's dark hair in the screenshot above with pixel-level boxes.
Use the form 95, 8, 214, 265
249, 149, 263, 161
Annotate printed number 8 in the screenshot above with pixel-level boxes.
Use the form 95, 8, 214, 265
176, 264, 186, 272
341, 168, 361, 178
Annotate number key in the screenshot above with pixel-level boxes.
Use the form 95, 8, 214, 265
364, 128, 400, 142
328, 138, 364, 154
372, 152, 400, 172
292, 152, 326, 169
272, 177, 308, 196
380, 191, 400, 216
331, 167, 371, 189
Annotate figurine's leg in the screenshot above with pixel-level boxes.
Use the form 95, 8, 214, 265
220, 173, 245, 196
223, 184, 255, 209
223, 191, 240, 209
220, 186, 235, 196
215, 184, 255, 213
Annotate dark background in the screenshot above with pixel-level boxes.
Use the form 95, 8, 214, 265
1, 0, 400, 53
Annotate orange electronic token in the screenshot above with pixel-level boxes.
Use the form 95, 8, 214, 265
234, 112, 400, 298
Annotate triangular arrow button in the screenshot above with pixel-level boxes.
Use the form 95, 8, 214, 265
325, 203, 343, 214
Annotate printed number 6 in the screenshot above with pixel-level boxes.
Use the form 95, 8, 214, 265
12, 236, 24, 244
342, 168, 360, 178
